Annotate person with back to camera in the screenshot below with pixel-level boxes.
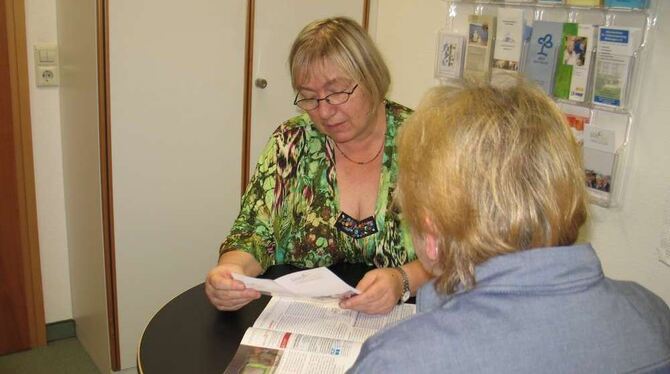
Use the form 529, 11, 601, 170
205, 17, 431, 314
349, 82, 670, 373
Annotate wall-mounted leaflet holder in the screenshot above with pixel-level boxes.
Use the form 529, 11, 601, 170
34, 43, 59, 87
582, 109, 631, 207
439, 0, 658, 208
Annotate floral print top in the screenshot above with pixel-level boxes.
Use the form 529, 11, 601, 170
221, 100, 415, 271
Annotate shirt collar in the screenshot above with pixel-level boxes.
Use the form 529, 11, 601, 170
417, 243, 604, 313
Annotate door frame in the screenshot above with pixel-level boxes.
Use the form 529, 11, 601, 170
97, 0, 120, 369
2, 0, 46, 350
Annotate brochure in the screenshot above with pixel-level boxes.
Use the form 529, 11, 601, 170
232, 267, 361, 300
224, 297, 416, 374
566, 0, 602, 5
553, 23, 597, 102
584, 109, 629, 153
493, 8, 526, 75
584, 147, 615, 193
558, 102, 591, 144
464, 15, 497, 81
582, 109, 629, 197
592, 27, 641, 109
524, 21, 564, 94
435, 31, 466, 80
604, 0, 649, 8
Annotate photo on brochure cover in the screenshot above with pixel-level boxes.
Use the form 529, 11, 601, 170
469, 23, 489, 46
563, 36, 587, 66
585, 169, 611, 193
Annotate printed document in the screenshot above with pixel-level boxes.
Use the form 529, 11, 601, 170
232, 267, 361, 299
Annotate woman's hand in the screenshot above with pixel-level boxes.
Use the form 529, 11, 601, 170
339, 268, 402, 315
205, 251, 264, 311
205, 263, 261, 311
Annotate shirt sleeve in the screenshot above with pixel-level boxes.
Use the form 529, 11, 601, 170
220, 136, 279, 271
346, 337, 393, 374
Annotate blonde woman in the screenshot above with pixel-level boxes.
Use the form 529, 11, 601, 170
349, 83, 670, 372
205, 17, 430, 314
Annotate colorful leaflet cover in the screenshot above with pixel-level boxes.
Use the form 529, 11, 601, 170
493, 8, 525, 74
604, 0, 649, 8
435, 32, 466, 80
592, 27, 640, 108
524, 21, 563, 94
464, 15, 497, 81
566, 0, 601, 5
553, 23, 596, 102
558, 102, 590, 144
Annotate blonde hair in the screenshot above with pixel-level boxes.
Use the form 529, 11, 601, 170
396, 82, 587, 294
288, 17, 390, 108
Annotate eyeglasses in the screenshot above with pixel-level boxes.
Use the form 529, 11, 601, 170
293, 84, 358, 111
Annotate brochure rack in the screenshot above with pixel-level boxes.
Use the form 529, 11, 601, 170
437, 0, 658, 207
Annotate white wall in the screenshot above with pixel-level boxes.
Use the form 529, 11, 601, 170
25, 0, 71, 324
372, 0, 670, 305
373, 0, 446, 108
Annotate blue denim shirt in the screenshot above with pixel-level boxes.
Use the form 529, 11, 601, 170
349, 244, 670, 373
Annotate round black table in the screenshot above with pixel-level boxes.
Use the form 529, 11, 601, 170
137, 263, 375, 374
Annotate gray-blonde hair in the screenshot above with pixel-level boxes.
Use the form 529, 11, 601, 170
288, 17, 390, 108
396, 81, 588, 294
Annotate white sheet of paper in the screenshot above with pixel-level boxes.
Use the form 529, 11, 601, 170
231, 273, 294, 296
232, 267, 361, 300
275, 267, 361, 298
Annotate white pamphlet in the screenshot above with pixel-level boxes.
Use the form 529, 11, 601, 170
493, 8, 525, 74
232, 267, 361, 300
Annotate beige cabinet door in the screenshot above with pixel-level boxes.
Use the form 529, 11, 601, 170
248, 0, 366, 175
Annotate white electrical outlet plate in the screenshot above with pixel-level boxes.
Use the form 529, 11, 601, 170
34, 44, 59, 87
37, 66, 59, 86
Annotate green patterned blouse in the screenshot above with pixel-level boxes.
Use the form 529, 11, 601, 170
221, 100, 415, 271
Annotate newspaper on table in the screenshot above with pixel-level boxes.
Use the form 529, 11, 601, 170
223, 296, 416, 374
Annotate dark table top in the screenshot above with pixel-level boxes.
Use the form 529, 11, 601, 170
137, 262, 376, 374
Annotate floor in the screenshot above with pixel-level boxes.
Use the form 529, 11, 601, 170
0, 338, 100, 374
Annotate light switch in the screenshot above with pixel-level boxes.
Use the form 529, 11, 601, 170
34, 43, 59, 87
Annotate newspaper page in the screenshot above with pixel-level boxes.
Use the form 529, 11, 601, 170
224, 297, 416, 374
253, 297, 415, 342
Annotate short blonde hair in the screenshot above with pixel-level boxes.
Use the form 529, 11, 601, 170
288, 17, 390, 107
397, 82, 587, 294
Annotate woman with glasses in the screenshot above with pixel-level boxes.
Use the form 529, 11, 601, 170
205, 17, 431, 314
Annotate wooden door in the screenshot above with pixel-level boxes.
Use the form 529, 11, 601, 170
245, 0, 367, 179
0, 0, 45, 355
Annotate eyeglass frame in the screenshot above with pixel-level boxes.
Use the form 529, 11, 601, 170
293, 84, 359, 111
